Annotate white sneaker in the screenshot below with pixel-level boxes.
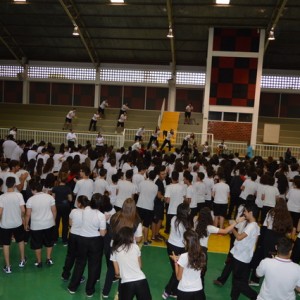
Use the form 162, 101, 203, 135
3, 265, 12, 274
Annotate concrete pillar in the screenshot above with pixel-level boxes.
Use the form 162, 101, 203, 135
167, 77, 176, 111
94, 67, 100, 108
22, 65, 29, 105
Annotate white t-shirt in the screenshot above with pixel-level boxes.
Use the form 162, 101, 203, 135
69, 208, 83, 235
2, 140, 17, 159
74, 178, 94, 202
286, 187, 300, 213
231, 221, 260, 263
168, 216, 186, 248
213, 181, 229, 204
0, 192, 25, 229
203, 177, 214, 201
115, 180, 137, 208
26, 192, 55, 230
108, 183, 118, 206
132, 173, 145, 189
255, 183, 265, 208
177, 252, 203, 292
53, 153, 64, 172
240, 179, 258, 200
257, 257, 300, 300
137, 180, 158, 211
96, 136, 105, 147
79, 206, 106, 237
66, 132, 77, 142
111, 243, 146, 284
16, 169, 31, 191
193, 181, 206, 204
135, 128, 144, 137
11, 146, 23, 161
93, 178, 110, 195
263, 185, 279, 207
106, 166, 117, 185
27, 149, 37, 161
66, 110, 76, 119
165, 183, 186, 215
199, 224, 219, 248
100, 100, 108, 109
2, 172, 21, 193
186, 185, 197, 209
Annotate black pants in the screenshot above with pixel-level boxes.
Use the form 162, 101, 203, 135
119, 279, 151, 300
160, 139, 172, 151
62, 233, 79, 280
55, 204, 70, 243
178, 289, 205, 300
89, 119, 97, 131
102, 231, 115, 296
180, 140, 188, 152
231, 258, 257, 300
147, 136, 157, 149
291, 237, 300, 263
68, 236, 104, 295
261, 206, 272, 224
165, 213, 175, 234
165, 242, 185, 296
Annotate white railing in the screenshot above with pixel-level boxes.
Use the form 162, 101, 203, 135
0, 128, 124, 148
212, 140, 300, 159
123, 129, 153, 144
123, 129, 214, 149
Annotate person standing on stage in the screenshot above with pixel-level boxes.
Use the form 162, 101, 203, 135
66, 129, 77, 149
160, 129, 175, 152
96, 132, 105, 149
63, 108, 76, 130
115, 112, 127, 133
147, 126, 160, 150
180, 133, 195, 153
134, 126, 145, 142
118, 103, 129, 118
184, 104, 193, 124
98, 99, 108, 118
88, 111, 100, 132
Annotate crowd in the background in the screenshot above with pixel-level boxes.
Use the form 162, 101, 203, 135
0, 131, 300, 300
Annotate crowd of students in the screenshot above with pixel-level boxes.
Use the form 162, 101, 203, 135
0, 132, 300, 300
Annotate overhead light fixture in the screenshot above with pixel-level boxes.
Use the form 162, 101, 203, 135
110, 0, 124, 3
73, 26, 79, 36
216, 0, 230, 4
167, 26, 174, 38
268, 28, 275, 40
13, 0, 27, 2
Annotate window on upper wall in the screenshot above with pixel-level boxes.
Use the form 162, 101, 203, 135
239, 113, 252, 122
223, 112, 237, 121
209, 111, 222, 120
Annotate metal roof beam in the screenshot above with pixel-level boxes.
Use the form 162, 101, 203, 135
58, 0, 100, 68
166, 0, 176, 76
0, 22, 26, 67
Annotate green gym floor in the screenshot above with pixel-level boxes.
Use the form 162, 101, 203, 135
3, 239, 298, 300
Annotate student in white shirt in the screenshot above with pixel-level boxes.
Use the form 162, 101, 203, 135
66, 129, 77, 149
160, 129, 175, 152
93, 168, 110, 195
88, 111, 100, 131
63, 108, 76, 130
164, 171, 186, 234
68, 193, 106, 297
116, 112, 127, 133
98, 99, 108, 118
162, 203, 191, 299
184, 103, 193, 125
170, 229, 206, 300
73, 166, 94, 206
134, 126, 145, 142
0, 177, 26, 274
118, 103, 129, 118
230, 203, 260, 300
239, 172, 258, 206
256, 237, 300, 300
25, 180, 56, 268
147, 126, 160, 150
136, 171, 158, 245
111, 227, 151, 300
61, 195, 89, 281
212, 175, 230, 229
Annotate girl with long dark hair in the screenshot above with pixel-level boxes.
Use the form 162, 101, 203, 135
111, 227, 152, 300
162, 203, 191, 299
170, 229, 206, 300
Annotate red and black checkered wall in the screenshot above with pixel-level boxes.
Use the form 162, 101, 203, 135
210, 56, 257, 107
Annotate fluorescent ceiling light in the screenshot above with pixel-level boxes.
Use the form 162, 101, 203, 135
110, 0, 124, 3
216, 0, 230, 4
13, 0, 27, 2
